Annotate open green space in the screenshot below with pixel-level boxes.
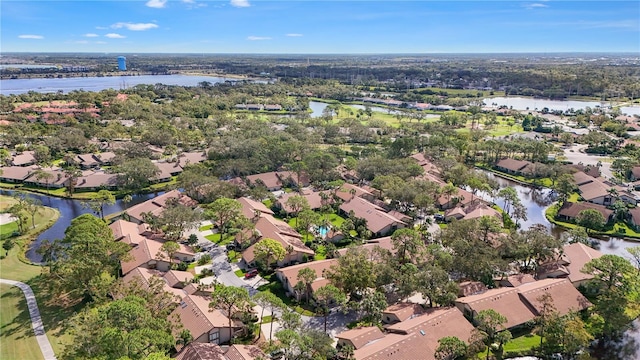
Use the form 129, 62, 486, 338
199, 224, 213, 232
0, 284, 45, 360
205, 233, 234, 246
546, 202, 640, 239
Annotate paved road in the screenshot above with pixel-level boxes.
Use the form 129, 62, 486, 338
0, 279, 57, 360
563, 144, 614, 180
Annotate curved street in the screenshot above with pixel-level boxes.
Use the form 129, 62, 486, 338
0, 279, 57, 360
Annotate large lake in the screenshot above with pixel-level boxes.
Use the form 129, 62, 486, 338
0, 74, 238, 95
484, 96, 640, 116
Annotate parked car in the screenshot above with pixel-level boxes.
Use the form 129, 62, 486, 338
434, 214, 446, 222
244, 269, 259, 279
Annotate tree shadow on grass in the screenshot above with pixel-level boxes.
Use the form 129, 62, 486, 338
0, 287, 37, 341
25, 275, 87, 341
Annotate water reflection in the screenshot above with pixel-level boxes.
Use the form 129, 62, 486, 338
0, 189, 159, 262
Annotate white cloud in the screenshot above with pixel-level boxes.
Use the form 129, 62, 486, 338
18, 34, 44, 39
105, 33, 126, 39
96, 41, 107, 44
146, 0, 167, 8
247, 36, 271, 41
84, 33, 99, 37
524, 3, 549, 9
286, 33, 303, 37
231, 0, 250, 8
112, 22, 159, 31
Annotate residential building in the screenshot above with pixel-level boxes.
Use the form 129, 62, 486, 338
336, 326, 385, 350
276, 189, 333, 214
538, 243, 603, 286
495, 158, 533, 176
556, 202, 613, 223
125, 190, 195, 224
339, 197, 406, 237
381, 303, 424, 324
171, 294, 240, 345
0, 166, 37, 183
175, 343, 266, 360
275, 259, 338, 300
119, 237, 195, 275
11, 151, 36, 166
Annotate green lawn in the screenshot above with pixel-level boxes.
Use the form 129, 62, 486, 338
546, 202, 640, 239
199, 224, 213, 232
260, 315, 273, 323
234, 269, 245, 277
0, 284, 45, 360
205, 233, 234, 246
0, 195, 73, 357
477, 333, 541, 358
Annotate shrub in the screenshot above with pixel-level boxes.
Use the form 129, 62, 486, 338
177, 262, 189, 271
197, 254, 212, 265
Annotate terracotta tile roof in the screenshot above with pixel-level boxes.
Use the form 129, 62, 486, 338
455, 287, 537, 329
517, 278, 591, 315
175, 342, 225, 360
336, 326, 385, 349
224, 345, 267, 360
172, 294, 236, 340
339, 197, 405, 234
164, 270, 195, 288
382, 303, 424, 323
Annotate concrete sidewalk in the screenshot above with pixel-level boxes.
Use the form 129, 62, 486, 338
0, 278, 57, 360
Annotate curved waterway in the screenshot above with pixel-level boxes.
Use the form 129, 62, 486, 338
0, 189, 159, 262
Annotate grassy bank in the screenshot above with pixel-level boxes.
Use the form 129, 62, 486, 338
477, 165, 553, 188
545, 202, 640, 240
0, 195, 72, 358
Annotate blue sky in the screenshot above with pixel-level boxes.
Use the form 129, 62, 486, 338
1, 1, 639, 53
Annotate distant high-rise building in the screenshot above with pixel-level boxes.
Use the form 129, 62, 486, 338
117, 56, 126, 71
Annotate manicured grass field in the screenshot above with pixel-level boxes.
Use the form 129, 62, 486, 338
0, 284, 45, 360
0, 195, 72, 358
477, 333, 541, 358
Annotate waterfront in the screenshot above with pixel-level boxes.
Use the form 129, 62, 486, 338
0, 74, 239, 95
0, 190, 157, 262
484, 96, 640, 116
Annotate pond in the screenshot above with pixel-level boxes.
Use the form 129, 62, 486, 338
0, 74, 241, 95
479, 172, 639, 259
0, 189, 159, 263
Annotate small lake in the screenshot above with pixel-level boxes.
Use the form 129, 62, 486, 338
0, 74, 239, 95
480, 172, 639, 259
0, 189, 159, 263
483, 97, 610, 112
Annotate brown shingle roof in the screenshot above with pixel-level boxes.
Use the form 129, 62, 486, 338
275, 259, 338, 292
11, 151, 36, 166
164, 270, 195, 288
496, 158, 532, 173
335, 183, 374, 201
224, 345, 267, 360
517, 278, 591, 315
172, 294, 235, 341
238, 197, 274, 219
557, 202, 612, 221
336, 326, 385, 350
175, 342, 225, 360
562, 243, 602, 283
578, 180, 610, 201
74, 172, 118, 189
0, 166, 37, 181
573, 171, 594, 186
277, 190, 332, 213
339, 197, 405, 234
458, 281, 488, 297
126, 190, 193, 222
382, 303, 424, 323
455, 287, 537, 329
501, 273, 536, 287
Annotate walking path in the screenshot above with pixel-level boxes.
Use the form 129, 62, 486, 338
0, 279, 57, 360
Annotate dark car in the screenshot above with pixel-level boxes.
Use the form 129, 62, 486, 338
244, 269, 259, 279
434, 214, 446, 222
